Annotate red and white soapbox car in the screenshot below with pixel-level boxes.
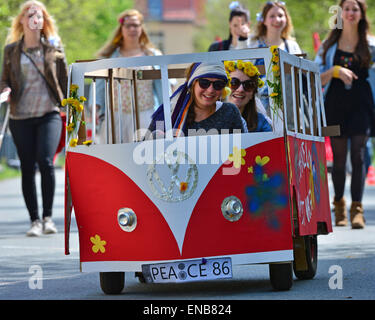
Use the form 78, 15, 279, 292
64, 48, 337, 294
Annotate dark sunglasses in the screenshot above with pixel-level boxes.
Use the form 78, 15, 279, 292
198, 78, 226, 91
230, 78, 256, 92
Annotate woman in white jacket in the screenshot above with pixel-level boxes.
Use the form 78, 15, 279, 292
235, 1, 302, 116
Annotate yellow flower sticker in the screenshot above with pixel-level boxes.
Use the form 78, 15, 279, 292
255, 155, 270, 166
228, 147, 246, 169
90, 234, 106, 254
248, 156, 270, 175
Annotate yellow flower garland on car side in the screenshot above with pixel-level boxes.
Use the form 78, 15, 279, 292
62, 84, 92, 148
267, 46, 282, 118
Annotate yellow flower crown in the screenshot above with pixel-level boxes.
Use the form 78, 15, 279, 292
224, 60, 264, 89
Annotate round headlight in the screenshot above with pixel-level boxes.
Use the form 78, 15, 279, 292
221, 196, 243, 222
117, 208, 137, 232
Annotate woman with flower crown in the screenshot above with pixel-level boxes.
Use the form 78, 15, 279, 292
225, 60, 272, 132
235, 1, 302, 115
0, 1, 67, 236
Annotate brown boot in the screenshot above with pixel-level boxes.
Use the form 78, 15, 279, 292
350, 202, 365, 229
333, 198, 348, 226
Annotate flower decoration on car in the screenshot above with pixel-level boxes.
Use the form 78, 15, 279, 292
90, 234, 107, 254
62, 84, 91, 147
267, 46, 282, 119
245, 158, 288, 230
248, 155, 271, 181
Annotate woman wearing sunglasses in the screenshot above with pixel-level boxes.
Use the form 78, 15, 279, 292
225, 61, 272, 132
148, 62, 246, 137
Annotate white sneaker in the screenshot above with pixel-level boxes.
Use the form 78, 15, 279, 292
26, 220, 43, 237
43, 217, 57, 234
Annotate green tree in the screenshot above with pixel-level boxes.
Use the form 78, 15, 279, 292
194, 0, 375, 59
0, 0, 133, 64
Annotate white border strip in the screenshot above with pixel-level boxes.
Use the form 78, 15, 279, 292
80, 250, 293, 272
286, 131, 325, 142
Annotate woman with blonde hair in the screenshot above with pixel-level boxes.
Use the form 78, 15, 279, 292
5, 0, 60, 46
92, 9, 165, 143
0, 0, 67, 236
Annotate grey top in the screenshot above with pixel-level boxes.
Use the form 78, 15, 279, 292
186, 102, 246, 136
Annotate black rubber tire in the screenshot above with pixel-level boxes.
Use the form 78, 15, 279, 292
99, 272, 125, 294
269, 262, 293, 291
293, 235, 318, 280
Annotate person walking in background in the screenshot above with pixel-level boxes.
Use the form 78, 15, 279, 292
241, 1, 301, 53
0, 0, 67, 236
92, 9, 165, 143
315, 0, 375, 229
208, 1, 251, 52
235, 1, 302, 116
225, 60, 272, 132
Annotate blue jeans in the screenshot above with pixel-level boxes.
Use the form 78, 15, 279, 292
9, 112, 62, 222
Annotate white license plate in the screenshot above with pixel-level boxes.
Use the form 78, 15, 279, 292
141, 257, 232, 283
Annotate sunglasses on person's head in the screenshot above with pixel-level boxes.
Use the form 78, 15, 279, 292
198, 78, 227, 91
267, 1, 286, 6
230, 78, 256, 92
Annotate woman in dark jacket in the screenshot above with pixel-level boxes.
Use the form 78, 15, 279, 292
0, 1, 68, 236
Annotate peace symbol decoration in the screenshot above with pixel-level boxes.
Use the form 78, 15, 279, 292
147, 150, 198, 202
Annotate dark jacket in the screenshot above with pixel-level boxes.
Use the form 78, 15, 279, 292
208, 39, 231, 51
208, 36, 248, 52
0, 37, 68, 114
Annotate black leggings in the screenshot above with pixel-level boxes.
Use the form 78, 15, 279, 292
9, 112, 62, 222
330, 135, 368, 203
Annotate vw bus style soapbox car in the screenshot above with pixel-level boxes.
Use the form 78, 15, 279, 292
64, 48, 338, 294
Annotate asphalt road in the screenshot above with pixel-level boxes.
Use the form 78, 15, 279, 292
0, 168, 374, 301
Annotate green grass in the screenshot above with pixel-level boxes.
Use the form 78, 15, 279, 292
0, 159, 20, 181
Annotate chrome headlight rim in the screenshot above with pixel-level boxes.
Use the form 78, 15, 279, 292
117, 208, 137, 232
221, 196, 243, 222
